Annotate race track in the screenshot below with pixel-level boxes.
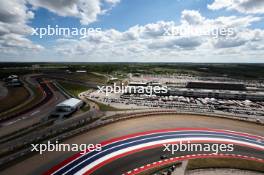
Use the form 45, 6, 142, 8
45, 128, 264, 175
2, 114, 264, 175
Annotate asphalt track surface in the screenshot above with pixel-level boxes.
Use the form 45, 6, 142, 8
45, 129, 264, 175
2, 114, 264, 175
0, 77, 52, 123
0, 77, 66, 136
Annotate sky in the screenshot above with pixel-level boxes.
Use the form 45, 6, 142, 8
0, 0, 264, 62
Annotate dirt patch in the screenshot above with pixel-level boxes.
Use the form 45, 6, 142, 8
0, 82, 8, 100
0, 87, 29, 114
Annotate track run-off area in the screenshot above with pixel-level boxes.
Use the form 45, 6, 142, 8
44, 128, 264, 175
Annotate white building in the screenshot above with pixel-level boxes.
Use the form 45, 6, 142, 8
55, 98, 83, 113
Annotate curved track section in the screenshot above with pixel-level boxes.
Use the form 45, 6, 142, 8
0, 77, 53, 123
44, 128, 264, 175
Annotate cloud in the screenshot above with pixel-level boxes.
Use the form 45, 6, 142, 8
104, 0, 120, 4
0, 34, 43, 49
28, 0, 121, 25
212, 15, 261, 28
53, 10, 263, 62
0, 0, 34, 23
0, 0, 120, 58
208, 0, 264, 14
213, 38, 247, 48
0, 0, 43, 54
148, 37, 203, 50
181, 10, 205, 25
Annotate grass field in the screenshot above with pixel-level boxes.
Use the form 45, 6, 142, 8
0, 87, 30, 114
93, 100, 119, 111
2, 63, 264, 79
56, 72, 107, 84
58, 81, 89, 97
187, 158, 264, 172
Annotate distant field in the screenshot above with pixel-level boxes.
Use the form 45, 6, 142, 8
0, 69, 34, 79
51, 72, 107, 84
187, 158, 264, 172
64, 63, 264, 79
0, 87, 29, 114
1, 63, 264, 79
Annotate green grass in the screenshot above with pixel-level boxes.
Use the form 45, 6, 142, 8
58, 81, 88, 97
80, 105, 90, 112
58, 81, 91, 112
59, 72, 107, 84
187, 158, 264, 172
94, 101, 119, 111
88, 99, 120, 111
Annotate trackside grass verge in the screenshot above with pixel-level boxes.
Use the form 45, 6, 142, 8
57, 81, 88, 97
186, 158, 264, 172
